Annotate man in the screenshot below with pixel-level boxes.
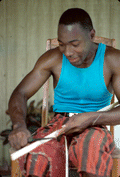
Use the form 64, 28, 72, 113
8, 8, 120, 177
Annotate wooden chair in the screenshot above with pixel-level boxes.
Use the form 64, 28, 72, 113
11, 36, 120, 177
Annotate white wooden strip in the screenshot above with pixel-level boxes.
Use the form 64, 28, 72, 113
11, 125, 66, 160
65, 136, 69, 177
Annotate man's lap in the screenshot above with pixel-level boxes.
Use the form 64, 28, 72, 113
69, 126, 115, 176
19, 114, 115, 177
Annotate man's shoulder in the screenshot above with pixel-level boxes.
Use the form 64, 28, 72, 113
41, 47, 62, 64
46, 47, 62, 61
105, 46, 120, 72
105, 46, 120, 58
35, 47, 62, 72
45, 47, 63, 70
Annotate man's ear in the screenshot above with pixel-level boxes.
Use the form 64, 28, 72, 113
90, 29, 95, 41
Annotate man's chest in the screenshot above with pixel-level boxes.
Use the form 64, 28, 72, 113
53, 57, 112, 94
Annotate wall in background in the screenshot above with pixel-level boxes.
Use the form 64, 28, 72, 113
0, 0, 120, 165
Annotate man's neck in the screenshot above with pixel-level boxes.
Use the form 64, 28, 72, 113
80, 43, 98, 68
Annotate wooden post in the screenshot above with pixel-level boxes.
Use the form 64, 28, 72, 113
41, 39, 51, 127
112, 158, 120, 177
11, 159, 22, 177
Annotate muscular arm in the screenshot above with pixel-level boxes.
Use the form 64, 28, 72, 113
8, 48, 61, 149
96, 47, 120, 126
9, 53, 51, 127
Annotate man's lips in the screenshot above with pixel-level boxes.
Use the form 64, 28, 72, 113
69, 57, 79, 63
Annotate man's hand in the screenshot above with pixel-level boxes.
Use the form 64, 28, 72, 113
8, 125, 31, 150
61, 112, 97, 135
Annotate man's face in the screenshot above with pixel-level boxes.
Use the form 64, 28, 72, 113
58, 23, 93, 68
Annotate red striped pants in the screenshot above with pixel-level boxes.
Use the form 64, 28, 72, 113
19, 114, 115, 177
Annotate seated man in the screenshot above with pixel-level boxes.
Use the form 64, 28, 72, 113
8, 8, 120, 177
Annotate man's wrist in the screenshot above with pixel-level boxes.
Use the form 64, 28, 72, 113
13, 121, 26, 129
92, 114, 102, 125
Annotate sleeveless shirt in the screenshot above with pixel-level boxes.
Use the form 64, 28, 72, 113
53, 43, 113, 113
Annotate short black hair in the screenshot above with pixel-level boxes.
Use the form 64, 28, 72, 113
59, 8, 93, 31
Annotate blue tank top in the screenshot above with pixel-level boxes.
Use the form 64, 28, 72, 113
53, 43, 113, 113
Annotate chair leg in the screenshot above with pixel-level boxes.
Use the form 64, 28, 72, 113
112, 158, 120, 177
110, 171, 112, 177
11, 159, 22, 177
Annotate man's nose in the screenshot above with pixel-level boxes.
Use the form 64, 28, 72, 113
64, 45, 73, 57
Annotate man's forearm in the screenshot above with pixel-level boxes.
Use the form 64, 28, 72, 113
8, 90, 27, 129
94, 105, 120, 126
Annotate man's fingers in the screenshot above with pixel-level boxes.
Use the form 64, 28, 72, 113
9, 134, 20, 150
8, 130, 30, 150
20, 133, 28, 147
63, 126, 83, 135
8, 136, 14, 147
59, 126, 73, 135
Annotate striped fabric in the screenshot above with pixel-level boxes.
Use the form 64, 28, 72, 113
19, 114, 115, 177
69, 126, 115, 177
